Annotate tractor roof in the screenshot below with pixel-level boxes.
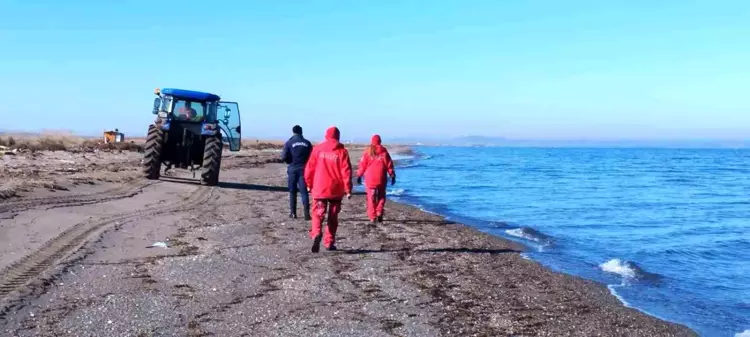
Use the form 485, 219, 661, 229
160, 88, 221, 102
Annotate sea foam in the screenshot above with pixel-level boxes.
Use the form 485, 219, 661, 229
599, 258, 662, 283
391, 154, 416, 161
505, 227, 552, 244
600, 259, 639, 279
387, 188, 406, 196
607, 284, 632, 307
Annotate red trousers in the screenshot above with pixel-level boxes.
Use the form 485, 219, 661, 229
366, 185, 387, 221
310, 199, 342, 247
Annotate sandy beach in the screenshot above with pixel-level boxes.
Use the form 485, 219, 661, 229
0, 142, 697, 336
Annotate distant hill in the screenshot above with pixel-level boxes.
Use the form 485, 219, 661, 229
451, 136, 509, 146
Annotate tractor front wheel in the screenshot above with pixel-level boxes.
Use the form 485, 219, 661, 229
143, 124, 164, 180
201, 135, 223, 186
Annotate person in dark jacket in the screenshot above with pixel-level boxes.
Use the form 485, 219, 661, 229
281, 125, 313, 220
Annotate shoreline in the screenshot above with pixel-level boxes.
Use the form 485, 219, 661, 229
385, 147, 701, 336
392, 196, 699, 335
348, 181, 697, 335
0, 152, 698, 336
337, 144, 693, 336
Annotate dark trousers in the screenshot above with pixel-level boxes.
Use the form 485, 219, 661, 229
287, 168, 310, 215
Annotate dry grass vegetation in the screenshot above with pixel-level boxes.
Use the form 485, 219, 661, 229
0, 134, 143, 153
0, 133, 400, 155
0, 134, 292, 153
244, 141, 284, 150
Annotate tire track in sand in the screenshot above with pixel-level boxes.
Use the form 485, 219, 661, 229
0, 185, 215, 305
0, 180, 158, 215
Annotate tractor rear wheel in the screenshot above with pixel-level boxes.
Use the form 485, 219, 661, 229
143, 124, 164, 180
201, 135, 223, 186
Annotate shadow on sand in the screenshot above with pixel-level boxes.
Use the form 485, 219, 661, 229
160, 177, 368, 195
342, 247, 518, 255
339, 218, 457, 226
217, 182, 288, 192
216, 183, 368, 195
159, 177, 286, 192
159, 176, 202, 185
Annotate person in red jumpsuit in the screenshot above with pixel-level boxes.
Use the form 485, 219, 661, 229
356, 134, 396, 223
304, 126, 353, 252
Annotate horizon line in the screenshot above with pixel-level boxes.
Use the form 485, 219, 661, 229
2, 129, 749, 143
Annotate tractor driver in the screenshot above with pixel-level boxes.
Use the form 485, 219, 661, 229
177, 101, 198, 120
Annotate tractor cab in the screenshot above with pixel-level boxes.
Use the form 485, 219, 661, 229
152, 88, 242, 151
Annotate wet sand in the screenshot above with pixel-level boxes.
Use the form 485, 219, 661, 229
0, 150, 697, 336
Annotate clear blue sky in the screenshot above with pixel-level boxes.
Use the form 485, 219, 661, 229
1, 0, 749, 141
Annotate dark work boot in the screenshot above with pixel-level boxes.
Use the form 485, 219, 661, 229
311, 235, 322, 253
326, 244, 337, 251
304, 209, 312, 221
377, 215, 383, 223
289, 213, 298, 220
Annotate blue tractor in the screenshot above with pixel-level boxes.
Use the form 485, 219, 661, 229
144, 88, 242, 185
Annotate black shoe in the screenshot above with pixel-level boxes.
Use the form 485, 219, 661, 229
311, 235, 322, 253
326, 245, 337, 251
377, 216, 383, 223
304, 213, 312, 221
290, 213, 298, 219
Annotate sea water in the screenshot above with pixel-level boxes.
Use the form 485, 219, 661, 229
386, 147, 749, 337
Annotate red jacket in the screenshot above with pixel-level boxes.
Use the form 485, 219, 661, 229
304, 127, 353, 199
357, 135, 396, 188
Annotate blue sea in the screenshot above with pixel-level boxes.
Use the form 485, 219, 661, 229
387, 147, 750, 337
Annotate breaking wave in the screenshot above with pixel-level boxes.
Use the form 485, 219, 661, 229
505, 226, 553, 245
736, 329, 750, 337
599, 259, 662, 283
391, 154, 416, 161
387, 188, 406, 196
397, 162, 422, 169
